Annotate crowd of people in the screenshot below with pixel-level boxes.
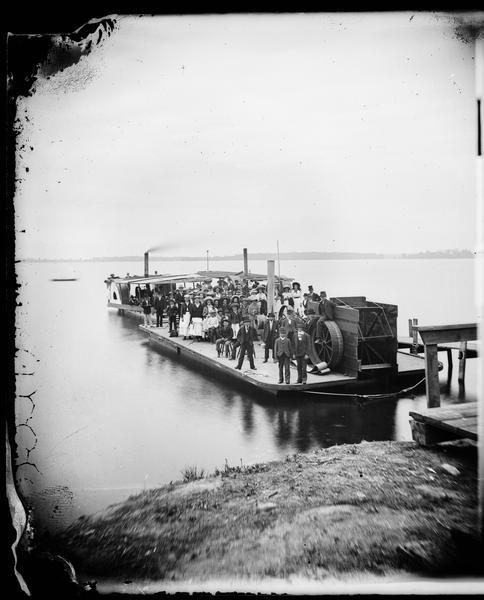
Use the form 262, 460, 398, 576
134, 276, 334, 385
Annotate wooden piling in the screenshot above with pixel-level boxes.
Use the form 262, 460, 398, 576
417, 323, 478, 409
411, 318, 419, 354
458, 341, 468, 383
446, 348, 453, 389
424, 344, 441, 408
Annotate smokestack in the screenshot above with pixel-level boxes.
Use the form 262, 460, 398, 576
144, 252, 149, 277
243, 248, 248, 275
267, 260, 275, 314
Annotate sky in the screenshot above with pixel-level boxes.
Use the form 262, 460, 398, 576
14, 11, 480, 259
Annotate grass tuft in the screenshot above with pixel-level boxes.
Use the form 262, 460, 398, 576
180, 465, 205, 482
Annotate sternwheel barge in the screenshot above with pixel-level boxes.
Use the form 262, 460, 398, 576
105, 251, 426, 397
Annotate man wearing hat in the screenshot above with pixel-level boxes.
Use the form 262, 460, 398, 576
315, 291, 336, 342
274, 327, 292, 384
215, 317, 234, 358
262, 312, 279, 363
234, 318, 257, 370
319, 291, 335, 320
308, 285, 320, 302
153, 291, 166, 328
293, 322, 311, 384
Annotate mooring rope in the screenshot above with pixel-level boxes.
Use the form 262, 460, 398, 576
300, 375, 427, 401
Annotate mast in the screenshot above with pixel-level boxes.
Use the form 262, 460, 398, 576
277, 240, 281, 290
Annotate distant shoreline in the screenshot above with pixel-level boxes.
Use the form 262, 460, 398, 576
20, 251, 475, 263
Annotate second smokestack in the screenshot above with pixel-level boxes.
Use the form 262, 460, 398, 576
144, 252, 149, 277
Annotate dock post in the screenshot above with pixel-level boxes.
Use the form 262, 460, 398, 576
423, 343, 440, 408
267, 260, 275, 315
446, 348, 453, 389
458, 341, 468, 383
411, 318, 419, 354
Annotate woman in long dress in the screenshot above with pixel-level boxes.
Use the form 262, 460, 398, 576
179, 294, 192, 339
282, 285, 294, 309
203, 298, 219, 343
189, 296, 204, 341
292, 281, 304, 316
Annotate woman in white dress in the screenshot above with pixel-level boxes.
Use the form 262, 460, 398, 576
203, 298, 219, 343
282, 285, 293, 309
292, 281, 304, 316
189, 296, 204, 341
179, 294, 192, 339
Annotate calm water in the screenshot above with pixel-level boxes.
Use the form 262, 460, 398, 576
14, 258, 478, 533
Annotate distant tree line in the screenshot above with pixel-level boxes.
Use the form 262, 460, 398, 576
22, 249, 475, 262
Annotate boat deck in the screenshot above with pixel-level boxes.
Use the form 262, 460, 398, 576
139, 324, 426, 395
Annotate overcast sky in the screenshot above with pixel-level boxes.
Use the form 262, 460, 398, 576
14, 11, 478, 259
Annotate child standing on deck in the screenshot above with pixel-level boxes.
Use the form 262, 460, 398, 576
167, 299, 178, 335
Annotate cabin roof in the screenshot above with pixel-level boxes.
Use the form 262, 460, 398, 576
109, 273, 207, 285
107, 270, 294, 285
235, 271, 293, 282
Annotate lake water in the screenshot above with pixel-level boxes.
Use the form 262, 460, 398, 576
14, 258, 478, 534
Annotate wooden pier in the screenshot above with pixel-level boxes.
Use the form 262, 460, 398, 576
398, 319, 479, 386
139, 323, 426, 397
407, 322, 479, 448
409, 402, 478, 447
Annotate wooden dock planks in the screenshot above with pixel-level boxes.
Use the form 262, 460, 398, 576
398, 336, 479, 357
409, 402, 478, 445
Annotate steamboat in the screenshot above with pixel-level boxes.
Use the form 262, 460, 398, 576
105, 250, 427, 396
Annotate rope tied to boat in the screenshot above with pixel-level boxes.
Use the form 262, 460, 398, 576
300, 375, 427, 402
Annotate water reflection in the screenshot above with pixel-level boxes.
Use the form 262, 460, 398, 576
240, 399, 254, 437
144, 331, 400, 453
257, 395, 398, 452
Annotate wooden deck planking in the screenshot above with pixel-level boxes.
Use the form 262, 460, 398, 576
139, 324, 357, 393
137, 324, 428, 395
409, 402, 478, 442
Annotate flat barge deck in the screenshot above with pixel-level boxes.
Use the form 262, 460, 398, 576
139, 323, 426, 396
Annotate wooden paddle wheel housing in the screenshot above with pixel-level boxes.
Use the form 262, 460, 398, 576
306, 318, 344, 369
305, 296, 398, 376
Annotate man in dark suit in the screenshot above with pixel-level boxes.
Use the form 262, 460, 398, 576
274, 327, 292, 384
308, 285, 320, 302
154, 292, 165, 327
293, 322, 311, 384
316, 291, 337, 342
262, 312, 278, 363
235, 318, 257, 370
319, 291, 336, 320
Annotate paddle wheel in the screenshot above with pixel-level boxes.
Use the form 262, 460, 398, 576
304, 296, 398, 375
